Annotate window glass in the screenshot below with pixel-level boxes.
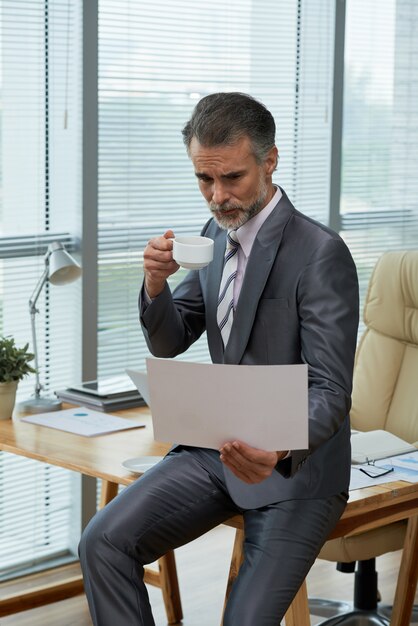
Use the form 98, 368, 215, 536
341, 0, 418, 320
97, 0, 335, 376
0, 0, 82, 580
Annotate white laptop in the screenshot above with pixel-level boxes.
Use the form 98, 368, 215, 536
126, 369, 151, 407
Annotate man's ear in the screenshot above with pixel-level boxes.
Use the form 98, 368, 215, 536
264, 145, 279, 175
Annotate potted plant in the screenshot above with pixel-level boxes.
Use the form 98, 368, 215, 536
0, 336, 35, 419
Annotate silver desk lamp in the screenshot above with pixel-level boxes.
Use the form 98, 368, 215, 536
19, 242, 82, 414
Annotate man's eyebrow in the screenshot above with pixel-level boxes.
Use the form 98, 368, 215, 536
194, 170, 246, 179
222, 170, 246, 179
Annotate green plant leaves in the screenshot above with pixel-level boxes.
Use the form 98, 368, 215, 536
0, 336, 36, 383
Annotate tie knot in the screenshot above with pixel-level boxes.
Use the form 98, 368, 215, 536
226, 229, 239, 250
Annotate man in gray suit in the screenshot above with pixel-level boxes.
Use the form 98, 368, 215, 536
79, 93, 359, 625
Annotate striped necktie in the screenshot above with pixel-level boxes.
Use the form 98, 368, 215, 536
217, 229, 240, 346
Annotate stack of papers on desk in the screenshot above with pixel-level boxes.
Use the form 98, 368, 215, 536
21, 407, 146, 437
350, 450, 418, 490
347, 429, 418, 490
378, 450, 418, 481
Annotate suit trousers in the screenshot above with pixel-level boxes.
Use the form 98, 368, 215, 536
79, 448, 347, 626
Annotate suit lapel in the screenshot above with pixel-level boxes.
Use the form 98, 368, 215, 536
224, 193, 294, 364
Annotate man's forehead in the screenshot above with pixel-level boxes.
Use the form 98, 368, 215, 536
189, 136, 255, 169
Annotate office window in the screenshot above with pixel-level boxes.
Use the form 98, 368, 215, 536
341, 0, 418, 316
97, 0, 336, 377
0, 0, 82, 578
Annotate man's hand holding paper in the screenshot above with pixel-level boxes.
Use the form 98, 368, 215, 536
219, 441, 288, 484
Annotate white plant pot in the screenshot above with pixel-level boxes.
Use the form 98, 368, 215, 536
0, 380, 18, 419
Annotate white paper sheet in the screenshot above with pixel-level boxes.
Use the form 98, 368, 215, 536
21, 407, 146, 437
375, 450, 418, 483
349, 450, 418, 490
128, 359, 308, 451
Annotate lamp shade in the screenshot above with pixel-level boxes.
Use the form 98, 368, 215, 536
48, 241, 82, 285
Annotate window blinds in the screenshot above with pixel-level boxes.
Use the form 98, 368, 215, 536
0, 455, 79, 576
0, 0, 82, 400
341, 0, 418, 319
97, 0, 335, 377
0, 0, 82, 579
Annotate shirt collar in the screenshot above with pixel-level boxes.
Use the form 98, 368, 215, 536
235, 186, 282, 259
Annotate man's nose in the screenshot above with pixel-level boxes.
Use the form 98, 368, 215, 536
212, 182, 230, 206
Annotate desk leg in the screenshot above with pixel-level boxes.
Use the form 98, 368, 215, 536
391, 514, 418, 626
99, 480, 183, 624
99, 479, 119, 508
284, 581, 310, 626
157, 550, 183, 624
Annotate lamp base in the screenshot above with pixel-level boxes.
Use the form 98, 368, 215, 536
17, 396, 62, 415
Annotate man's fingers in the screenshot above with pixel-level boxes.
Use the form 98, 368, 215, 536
143, 233, 180, 298
220, 444, 275, 483
152, 238, 173, 252
226, 450, 269, 475
144, 257, 178, 271
144, 241, 173, 259
143, 234, 178, 276
220, 454, 258, 483
221, 441, 277, 468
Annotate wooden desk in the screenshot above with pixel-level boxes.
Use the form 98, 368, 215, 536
1, 408, 418, 625
0, 406, 165, 488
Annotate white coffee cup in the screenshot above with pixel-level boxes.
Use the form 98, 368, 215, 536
171, 236, 214, 270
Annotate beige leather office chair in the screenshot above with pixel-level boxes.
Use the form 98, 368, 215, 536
311, 249, 418, 624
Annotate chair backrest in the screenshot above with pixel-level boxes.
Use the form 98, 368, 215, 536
350, 250, 418, 444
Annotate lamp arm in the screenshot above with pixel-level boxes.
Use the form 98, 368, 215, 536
28, 261, 49, 398
30, 308, 42, 397
29, 264, 49, 314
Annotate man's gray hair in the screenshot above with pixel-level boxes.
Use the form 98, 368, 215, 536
182, 92, 276, 164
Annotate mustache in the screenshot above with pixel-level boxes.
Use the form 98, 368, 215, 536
209, 203, 243, 213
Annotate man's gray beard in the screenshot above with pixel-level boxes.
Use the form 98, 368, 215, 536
209, 181, 269, 231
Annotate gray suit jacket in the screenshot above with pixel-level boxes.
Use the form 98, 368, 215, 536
140, 189, 359, 508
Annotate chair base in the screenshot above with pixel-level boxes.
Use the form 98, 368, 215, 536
309, 598, 351, 618
309, 598, 418, 623
316, 610, 390, 626
379, 603, 418, 622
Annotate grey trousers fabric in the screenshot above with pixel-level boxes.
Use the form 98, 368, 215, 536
79, 448, 347, 626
